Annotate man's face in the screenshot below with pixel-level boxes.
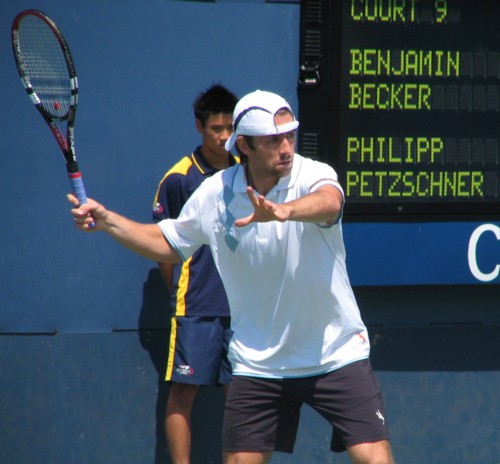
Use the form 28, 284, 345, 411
243, 111, 296, 180
197, 113, 234, 159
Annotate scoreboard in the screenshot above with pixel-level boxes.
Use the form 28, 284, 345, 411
298, 0, 500, 217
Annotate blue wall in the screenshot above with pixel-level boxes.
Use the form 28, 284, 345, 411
1, 1, 499, 463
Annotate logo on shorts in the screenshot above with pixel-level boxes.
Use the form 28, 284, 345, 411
376, 409, 385, 425
175, 365, 195, 376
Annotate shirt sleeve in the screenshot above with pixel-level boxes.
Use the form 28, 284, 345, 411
306, 159, 344, 199
157, 186, 208, 261
304, 159, 345, 227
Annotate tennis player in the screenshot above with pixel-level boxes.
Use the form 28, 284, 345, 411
69, 90, 395, 464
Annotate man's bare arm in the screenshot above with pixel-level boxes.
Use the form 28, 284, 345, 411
68, 194, 182, 264
157, 262, 174, 293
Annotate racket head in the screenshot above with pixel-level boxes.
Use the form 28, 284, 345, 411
11, 9, 78, 122
11, 9, 92, 217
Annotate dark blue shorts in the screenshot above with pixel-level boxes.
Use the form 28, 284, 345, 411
222, 359, 389, 453
165, 316, 233, 385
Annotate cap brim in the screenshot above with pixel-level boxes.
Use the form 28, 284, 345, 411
225, 132, 237, 152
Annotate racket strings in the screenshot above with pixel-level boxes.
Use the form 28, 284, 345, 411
17, 15, 72, 119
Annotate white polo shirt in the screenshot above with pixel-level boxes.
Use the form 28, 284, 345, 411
158, 154, 370, 378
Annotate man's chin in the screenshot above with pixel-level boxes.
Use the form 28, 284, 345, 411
276, 161, 293, 176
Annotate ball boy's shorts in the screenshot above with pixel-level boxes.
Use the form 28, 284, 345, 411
165, 315, 232, 385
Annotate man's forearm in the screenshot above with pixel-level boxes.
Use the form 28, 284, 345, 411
104, 211, 181, 263
282, 185, 342, 224
69, 195, 182, 263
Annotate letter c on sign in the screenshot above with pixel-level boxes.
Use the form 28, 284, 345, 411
467, 224, 500, 282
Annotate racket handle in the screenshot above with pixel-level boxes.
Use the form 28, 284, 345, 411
68, 171, 95, 228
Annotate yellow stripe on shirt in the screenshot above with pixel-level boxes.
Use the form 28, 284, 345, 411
175, 256, 192, 316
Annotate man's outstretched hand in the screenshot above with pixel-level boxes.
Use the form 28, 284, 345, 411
234, 187, 290, 227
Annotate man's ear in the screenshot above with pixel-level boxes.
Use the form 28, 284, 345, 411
195, 118, 203, 135
236, 135, 250, 155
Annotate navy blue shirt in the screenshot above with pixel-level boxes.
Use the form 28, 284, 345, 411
152, 147, 238, 317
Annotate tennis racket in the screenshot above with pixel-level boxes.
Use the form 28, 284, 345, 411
12, 9, 93, 224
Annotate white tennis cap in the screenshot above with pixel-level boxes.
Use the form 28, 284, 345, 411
225, 90, 299, 151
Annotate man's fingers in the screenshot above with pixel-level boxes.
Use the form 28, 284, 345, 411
66, 193, 79, 206
234, 214, 254, 228
245, 186, 259, 208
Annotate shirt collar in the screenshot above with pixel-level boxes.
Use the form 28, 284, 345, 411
192, 146, 238, 175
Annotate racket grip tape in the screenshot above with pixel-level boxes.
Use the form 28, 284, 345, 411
68, 171, 95, 228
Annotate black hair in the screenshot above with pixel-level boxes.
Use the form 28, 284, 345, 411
193, 84, 238, 127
